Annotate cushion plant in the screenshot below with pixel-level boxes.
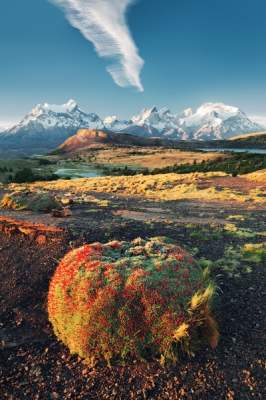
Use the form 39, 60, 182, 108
48, 237, 218, 366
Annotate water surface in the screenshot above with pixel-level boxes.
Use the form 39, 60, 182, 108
55, 166, 104, 179
199, 147, 266, 154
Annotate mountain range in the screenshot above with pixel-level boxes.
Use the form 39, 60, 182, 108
0, 99, 264, 153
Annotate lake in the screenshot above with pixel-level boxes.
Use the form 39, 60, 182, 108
199, 147, 266, 154
55, 167, 104, 179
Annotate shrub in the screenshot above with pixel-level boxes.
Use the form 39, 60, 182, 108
12, 167, 37, 183
0, 192, 61, 212
0, 192, 27, 210
48, 237, 218, 366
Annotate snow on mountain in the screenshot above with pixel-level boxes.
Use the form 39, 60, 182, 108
103, 103, 261, 140
6, 99, 103, 135
0, 100, 263, 154
180, 108, 193, 118
121, 106, 187, 139
103, 115, 131, 131
0, 99, 104, 150
105, 103, 261, 140
249, 115, 266, 129
0, 121, 13, 132
177, 103, 261, 140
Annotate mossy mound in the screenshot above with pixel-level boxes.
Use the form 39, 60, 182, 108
0, 192, 61, 213
48, 237, 218, 366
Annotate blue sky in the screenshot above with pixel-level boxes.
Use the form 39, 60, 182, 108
1, 0, 266, 124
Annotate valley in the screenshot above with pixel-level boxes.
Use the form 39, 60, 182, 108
0, 147, 225, 182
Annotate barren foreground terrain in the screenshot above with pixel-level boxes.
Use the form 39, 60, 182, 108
0, 169, 265, 399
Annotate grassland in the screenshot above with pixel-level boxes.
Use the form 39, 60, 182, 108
7, 169, 266, 206
150, 153, 266, 176
2, 147, 265, 185
74, 146, 224, 169
0, 147, 226, 183
0, 158, 58, 183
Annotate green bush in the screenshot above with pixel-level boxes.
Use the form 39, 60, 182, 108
12, 168, 38, 183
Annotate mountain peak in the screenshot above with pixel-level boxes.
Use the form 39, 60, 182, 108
197, 102, 240, 116
181, 108, 193, 118
104, 115, 118, 125
178, 102, 260, 140
65, 99, 78, 110
150, 106, 158, 113
2, 99, 104, 146
32, 99, 79, 116
131, 106, 161, 125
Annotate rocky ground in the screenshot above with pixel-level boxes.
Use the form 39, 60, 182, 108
0, 178, 265, 399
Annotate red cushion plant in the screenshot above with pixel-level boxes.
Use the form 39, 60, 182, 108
48, 237, 218, 366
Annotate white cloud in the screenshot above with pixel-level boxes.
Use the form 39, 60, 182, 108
51, 0, 144, 91
249, 114, 266, 128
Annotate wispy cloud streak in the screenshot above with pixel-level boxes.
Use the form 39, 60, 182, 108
51, 0, 144, 91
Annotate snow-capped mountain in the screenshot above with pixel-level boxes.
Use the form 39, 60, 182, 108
127, 106, 187, 139
104, 103, 261, 140
103, 106, 187, 138
103, 115, 131, 131
0, 121, 13, 132
248, 115, 266, 129
0, 99, 104, 150
0, 100, 263, 154
177, 103, 261, 140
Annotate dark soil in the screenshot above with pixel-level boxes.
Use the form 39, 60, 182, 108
0, 194, 265, 399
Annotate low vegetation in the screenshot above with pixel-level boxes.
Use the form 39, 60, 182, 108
0, 192, 61, 212
198, 240, 266, 279
13, 170, 265, 205
74, 147, 224, 170
0, 158, 58, 183
48, 237, 218, 366
242, 242, 266, 264
149, 153, 266, 176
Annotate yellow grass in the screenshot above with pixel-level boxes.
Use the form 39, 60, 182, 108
8, 170, 266, 205
80, 147, 225, 169
173, 323, 189, 342
190, 285, 215, 311
245, 169, 266, 183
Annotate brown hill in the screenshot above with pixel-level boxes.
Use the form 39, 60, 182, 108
56, 129, 181, 154
58, 129, 110, 152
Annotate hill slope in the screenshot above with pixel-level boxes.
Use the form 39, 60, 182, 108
230, 131, 266, 146
57, 129, 175, 153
